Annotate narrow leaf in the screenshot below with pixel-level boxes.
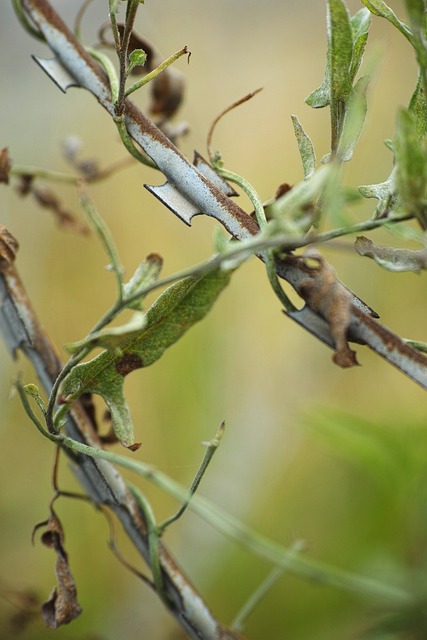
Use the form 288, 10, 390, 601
122, 252, 163, 310
349, 8, 371, 81
61, 268, 232, 448
394, 107, 427, 229
291, 115, 316, 178
409, 73, 427, 138
337, 74, 369, 161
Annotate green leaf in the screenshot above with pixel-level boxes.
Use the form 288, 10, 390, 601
127, 48, 147, 75
409, 73, 427, 139
306, 0, 364, 154
64, 313, 146, 354
306, 0, 353, 111
349, 8, 371, 81
291, 115, 316, 178
360, 0, 413, 43
61, 268, 232, 448
122, 253, 163, 310
394, 107, 427, 229
337, 74, 369, 161
358, 173, 396, 218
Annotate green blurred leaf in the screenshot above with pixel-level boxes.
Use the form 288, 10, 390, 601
409, 73, 427, 138
394, 107, 427, 229
64, 313, 147, 354
303, 409, 426, 497
337, 74, 369, 161
291, 114, 316, 178
61, 268, 232, 448
349, 8, 371, 81
122, 253, 163, 310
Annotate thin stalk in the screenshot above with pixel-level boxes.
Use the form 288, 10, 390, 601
46, 430, 412, 606
158, 422, 225, 532
125, 47, 189, 98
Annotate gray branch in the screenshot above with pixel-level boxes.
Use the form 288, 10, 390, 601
0, 239, 243, 639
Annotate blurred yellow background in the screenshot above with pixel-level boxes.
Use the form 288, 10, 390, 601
0, 1, 426, 639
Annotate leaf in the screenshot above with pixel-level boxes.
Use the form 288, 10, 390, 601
291, 115, 316, 178
34, 510, 82, 629
306, 0, 365, 153
409, 73, 427, 139
61, 268, 232, 448
358, 173, 396, 218
360, 0, 414, 43
295, 249, 358, 368
64, 313, 147, 354
337, 74, 369, 161
349, 8, 371, 81
354, 235, 427, 272
394, 107, 427, 229
128, 48, 147, 74
122, 252, 163, 310
0, 147, 11, 184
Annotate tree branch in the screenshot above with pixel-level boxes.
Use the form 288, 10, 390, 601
0, 227, 244, 640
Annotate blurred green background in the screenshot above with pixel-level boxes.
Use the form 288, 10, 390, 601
1, 1, 426, 639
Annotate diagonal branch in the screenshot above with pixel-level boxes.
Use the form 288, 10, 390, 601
18, 0, 427, 390
0, 227, 244, 640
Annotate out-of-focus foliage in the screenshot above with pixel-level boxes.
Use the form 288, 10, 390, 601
0, 1, 426, 639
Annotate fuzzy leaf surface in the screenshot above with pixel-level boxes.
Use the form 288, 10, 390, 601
61, 268, 232, 447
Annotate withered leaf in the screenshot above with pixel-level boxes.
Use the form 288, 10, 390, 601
32, 186, 89, 236
355, 235, 427, 272
0, 147, 12, 184
0, 225, 19, 271
35, 510, 82, 629
296, 250, 358, 368
149, 68, 185, 120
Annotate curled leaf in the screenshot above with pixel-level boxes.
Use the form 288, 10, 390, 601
355, 235, 427, 272
295, 250, 358, 368
34, 509, 82, 629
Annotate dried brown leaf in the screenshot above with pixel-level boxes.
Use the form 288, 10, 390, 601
355, 235, 427, 272
32, 186, 90, 235
0, 225, 19, 271
296, 250, 359, 368
149, 68, 185, 120
36, 510, 82, 629
0, 147, 12, 184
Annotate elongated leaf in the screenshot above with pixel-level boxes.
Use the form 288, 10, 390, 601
409, 73, 427, 138
394, 107, 427, 229
61, 268, 232, 448
337, 74, 369, 161
291, 115, 316, 178
306, 0, 353, 111
355, 235, 427, 271
349, 8, 371, 81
